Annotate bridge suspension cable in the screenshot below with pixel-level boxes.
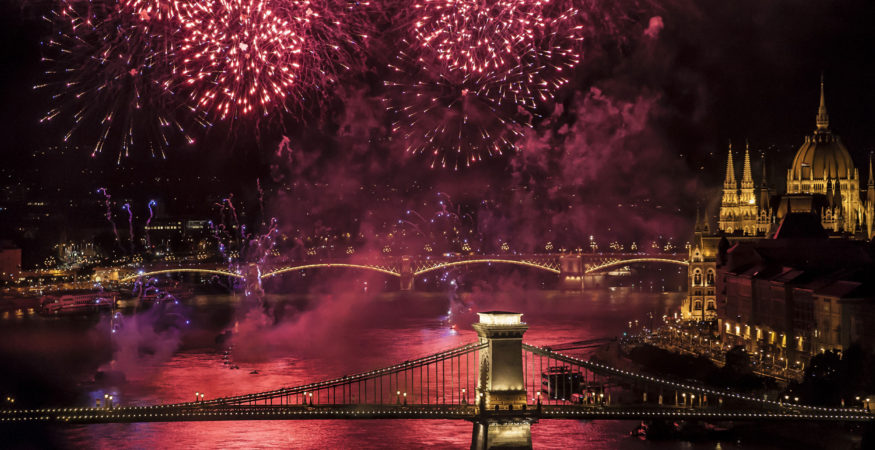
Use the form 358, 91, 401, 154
171, 342, 487, 408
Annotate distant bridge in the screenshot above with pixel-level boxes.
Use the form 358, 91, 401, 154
117, 253, 689, 290
3, 313, 870, 448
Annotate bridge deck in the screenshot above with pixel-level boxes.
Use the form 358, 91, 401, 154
3, 405, 871, 425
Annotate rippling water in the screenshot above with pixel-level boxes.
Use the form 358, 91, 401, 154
1, 288, 779, 448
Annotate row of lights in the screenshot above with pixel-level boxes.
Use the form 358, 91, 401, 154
186, 343, 485, 407
525, 344, 871, 415
8, 406, 872, 423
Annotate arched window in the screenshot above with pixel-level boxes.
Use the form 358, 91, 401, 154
706, 301, 716, 311
706, 270, 715, 286
694, 301, 702, 310
693, 270, 702, 286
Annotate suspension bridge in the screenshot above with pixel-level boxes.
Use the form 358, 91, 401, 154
2, 312, 870, 448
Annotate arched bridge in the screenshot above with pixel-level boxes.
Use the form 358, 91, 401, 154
117, 253, 689, 290
2, 313, 870, 447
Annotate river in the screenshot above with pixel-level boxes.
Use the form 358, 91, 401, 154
0, 287, 808, 448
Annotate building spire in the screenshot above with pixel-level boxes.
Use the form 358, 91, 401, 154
816, 73, 830, 131
760, 152, 768, 187
742, 140, 753, 184
724, 141, 736, 187
869, 151, 874, 187
759, 153, 770, 212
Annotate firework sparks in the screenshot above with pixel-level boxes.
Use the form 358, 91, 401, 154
119, 0, 183, 23
145, 199, 156, 248
122, 202, 135, 254
97, 187, 121, 244
174, 0, 366, 124
386, 0, 582, 170
36, 0, 199, 161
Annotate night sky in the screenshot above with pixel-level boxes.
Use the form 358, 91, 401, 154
3, 0, 875, 254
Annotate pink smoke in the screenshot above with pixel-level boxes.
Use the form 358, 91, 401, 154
644, 16, 664, 39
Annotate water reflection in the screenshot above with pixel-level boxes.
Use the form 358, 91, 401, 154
1, 288, 765, 448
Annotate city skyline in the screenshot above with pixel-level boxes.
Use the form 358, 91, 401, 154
2, 1, 875, 448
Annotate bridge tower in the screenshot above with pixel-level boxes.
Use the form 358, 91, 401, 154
399, 256, 414, 291
559, 254, 584, 290
471, 311, 533, 449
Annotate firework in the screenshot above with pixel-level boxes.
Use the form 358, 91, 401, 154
386, 0, 582, 170
145, 199, 156, 248
97, 187, 121, 244
122, 202, 135, 254
119, 0, 183, 23
173, 0, 366, 123
37, 0, 198, 161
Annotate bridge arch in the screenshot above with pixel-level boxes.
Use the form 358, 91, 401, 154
261, 263, 401, 279
584, 257, 689, 274
413, 259, 561, 276
119, 268, 243, 283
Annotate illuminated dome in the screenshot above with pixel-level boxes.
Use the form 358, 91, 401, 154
789, 77, 855, 180
790, 133, 854, 180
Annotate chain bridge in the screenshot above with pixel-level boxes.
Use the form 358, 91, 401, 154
2, 312, 870, 448
117, 253, 689, 290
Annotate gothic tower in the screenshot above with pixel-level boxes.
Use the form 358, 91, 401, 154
738, 142, 758, 234
718, 142, 739, 233
868, 154, 874, 239
757, 154, 773, 234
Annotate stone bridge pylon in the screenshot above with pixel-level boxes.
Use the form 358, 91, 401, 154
472, 311, 533, 449
558, 255, 584, 291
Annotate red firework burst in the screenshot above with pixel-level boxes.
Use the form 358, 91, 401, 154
174, 0, 365, 123
386, 0, 582, 170
119, 0, 183, 23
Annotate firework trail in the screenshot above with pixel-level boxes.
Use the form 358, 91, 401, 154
386, 0, 583, 170
172, 0, 368, 125
145, 199, 156, 248
222, 195, 242, 238
97, 187, 121, 244
122, 202, 135, 254
119, 0, 184, 23
394, 192, 479, 254
37, 0, 200, 161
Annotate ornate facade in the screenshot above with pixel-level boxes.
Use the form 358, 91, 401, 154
717, 77, 875, 239
682, 76, 875, 321
718, 142, 769, 236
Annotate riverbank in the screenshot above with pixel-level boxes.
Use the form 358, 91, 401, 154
597, 341, 869, 449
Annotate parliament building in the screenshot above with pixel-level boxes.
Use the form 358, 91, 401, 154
681, 78, 875, 363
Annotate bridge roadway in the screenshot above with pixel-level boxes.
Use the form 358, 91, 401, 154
116, 252, 689, 283
2, 404, 872, 425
